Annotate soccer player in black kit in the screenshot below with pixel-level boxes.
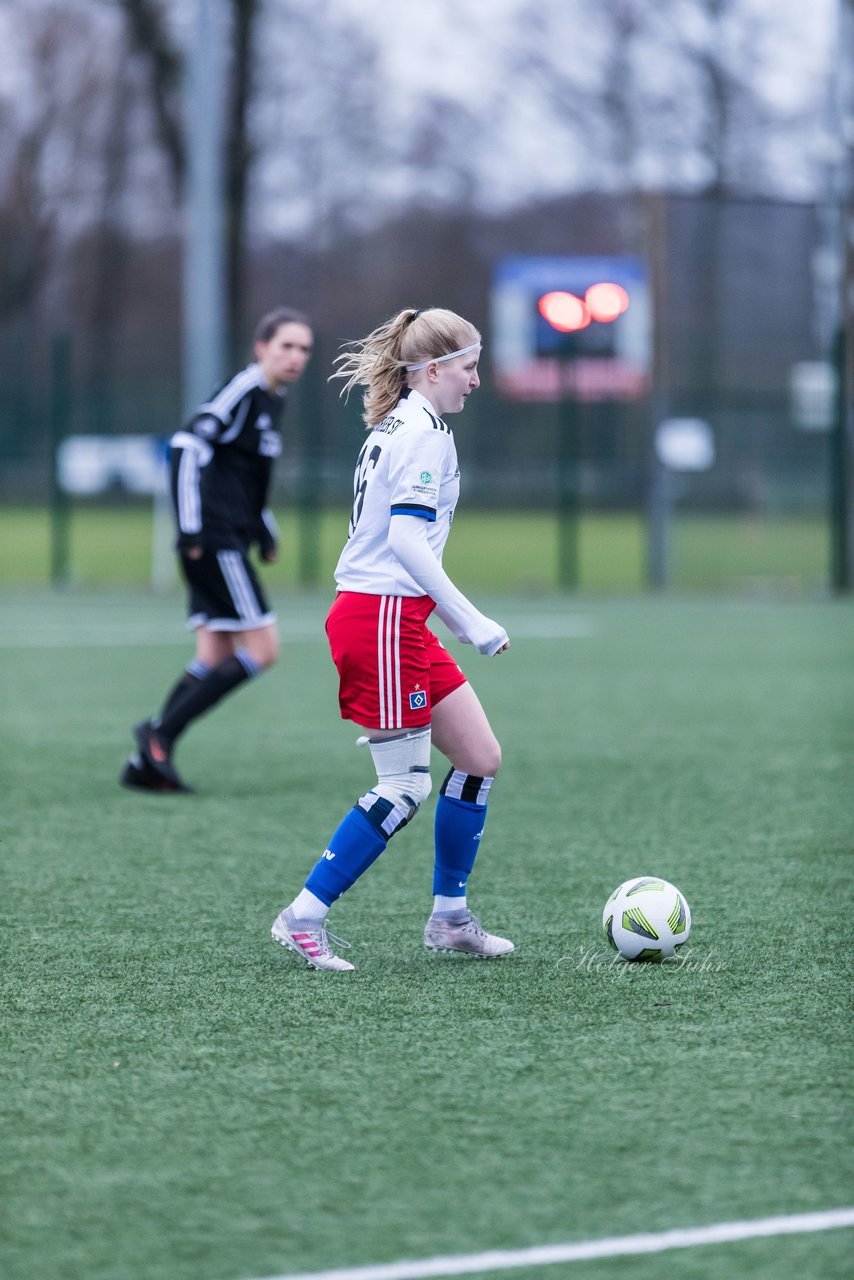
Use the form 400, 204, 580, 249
121, 307, 313, 793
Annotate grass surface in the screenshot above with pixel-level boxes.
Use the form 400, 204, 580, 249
1, 590, 852, 1280
0, 504, 830, 593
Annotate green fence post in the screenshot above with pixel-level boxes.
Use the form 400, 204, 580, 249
297, 333, 324, 589
557, 371, 580, 591
830, 324, 851, 592
49, 334, 72, 587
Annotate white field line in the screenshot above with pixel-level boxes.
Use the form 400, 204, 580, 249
244, 1208, 854, 1280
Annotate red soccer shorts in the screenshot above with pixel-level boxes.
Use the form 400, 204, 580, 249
326, 592, 467, 730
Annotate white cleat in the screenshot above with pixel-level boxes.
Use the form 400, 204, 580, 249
423, 911, 515, 958
271, 908, 355, 972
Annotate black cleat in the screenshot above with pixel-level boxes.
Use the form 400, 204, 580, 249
120, 751, 195, 794
130, 722, 195, 793
121, 752, 165, 791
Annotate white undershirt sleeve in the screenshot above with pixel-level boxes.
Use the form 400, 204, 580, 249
387, 515, 509, 656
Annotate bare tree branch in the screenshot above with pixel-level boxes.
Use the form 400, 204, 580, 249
118, 0, 185, 195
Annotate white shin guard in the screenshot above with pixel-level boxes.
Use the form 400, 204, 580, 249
357, 726, 433, 839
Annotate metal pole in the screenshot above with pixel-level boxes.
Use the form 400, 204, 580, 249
161, 0, 226, 591
183, 0, 227, 418
832, 0, 854, 590
817, 0, 853, 591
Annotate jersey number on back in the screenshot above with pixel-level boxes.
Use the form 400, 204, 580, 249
350, 442, 382, 534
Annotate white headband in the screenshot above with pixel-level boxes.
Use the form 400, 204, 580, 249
405, 342, 481, 372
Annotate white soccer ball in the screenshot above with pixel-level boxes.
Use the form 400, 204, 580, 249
602, 876, 692, 962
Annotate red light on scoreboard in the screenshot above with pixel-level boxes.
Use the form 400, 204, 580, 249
584, 282, 629, 323
537, 291, 590, 333
494, 254, 650, 401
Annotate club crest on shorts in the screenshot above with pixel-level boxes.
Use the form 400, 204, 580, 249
409, 685, 428, 710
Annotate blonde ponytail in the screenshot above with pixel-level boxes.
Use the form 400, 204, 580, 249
331, 307, 480, 427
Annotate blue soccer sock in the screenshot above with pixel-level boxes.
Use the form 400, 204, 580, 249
302, 729, 432, 909
432, 770, 494, 903
305, 805, 388, 907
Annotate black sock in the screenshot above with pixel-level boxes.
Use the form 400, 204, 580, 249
157, 673, 202, 724
153, 658, 213, 727
157, 653, 260, 743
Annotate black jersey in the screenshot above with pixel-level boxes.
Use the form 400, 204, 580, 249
169, 363, 286, 552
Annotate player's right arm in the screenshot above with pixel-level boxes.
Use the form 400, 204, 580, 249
169, 431, 214, 556
167, 371, 252, 554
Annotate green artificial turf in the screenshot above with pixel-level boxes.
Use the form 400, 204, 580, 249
0, 591, 851, 1280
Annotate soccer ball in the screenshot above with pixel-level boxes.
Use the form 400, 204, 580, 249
602, 876, 691, 962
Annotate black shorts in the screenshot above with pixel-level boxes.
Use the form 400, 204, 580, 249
179, 546, 275, 632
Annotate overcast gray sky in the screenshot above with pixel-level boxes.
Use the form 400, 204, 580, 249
262, 0, 841, 229
337, 0, 836, 120
0, 0, 842, 243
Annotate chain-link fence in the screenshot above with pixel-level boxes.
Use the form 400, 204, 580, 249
0, 193, 841, 591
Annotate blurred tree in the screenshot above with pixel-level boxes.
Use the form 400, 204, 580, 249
120, 0, 388, 351
0, 2, 138, 456
0, 0, 386, 366
251, 0, 386, 247
118, 0, 185, 197
119, 0, 260, 357
663, 0, 799, 195
497, 0, 825, 198
0, 5, 109, 322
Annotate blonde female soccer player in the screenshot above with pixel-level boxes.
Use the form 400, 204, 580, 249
272, 306, 514, 970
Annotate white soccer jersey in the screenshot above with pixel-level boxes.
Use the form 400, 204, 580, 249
334, 388, 460, 596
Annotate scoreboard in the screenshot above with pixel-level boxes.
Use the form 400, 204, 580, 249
491, 255, 652, 402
